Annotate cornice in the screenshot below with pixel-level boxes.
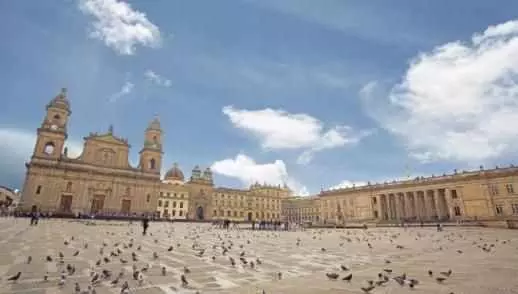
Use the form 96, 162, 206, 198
319, 166, 518, 197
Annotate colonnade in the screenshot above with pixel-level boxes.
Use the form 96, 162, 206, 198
373, 189, 451, 221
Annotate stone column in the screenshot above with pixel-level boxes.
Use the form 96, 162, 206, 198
417, 191, 426, 220
394, 194, 401, 220
434, 190, 443, 220
405, 192, 413, 219
399, 193, 407, 219
375, 196, 382, 219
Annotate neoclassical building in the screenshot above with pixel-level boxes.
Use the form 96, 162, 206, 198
21, 89, 291, 220
283, 166, 518, 224
282, 196, 320, 223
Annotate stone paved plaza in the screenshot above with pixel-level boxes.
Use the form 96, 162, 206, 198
1, 218, 518, 294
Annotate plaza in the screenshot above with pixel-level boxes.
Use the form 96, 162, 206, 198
0, 218, 517, 294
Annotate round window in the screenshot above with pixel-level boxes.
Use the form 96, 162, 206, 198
43, 142, 55, 155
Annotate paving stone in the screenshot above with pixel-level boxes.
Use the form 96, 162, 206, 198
0, 219, 518, 293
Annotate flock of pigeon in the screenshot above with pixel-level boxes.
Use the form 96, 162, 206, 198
2, 221, 517, 294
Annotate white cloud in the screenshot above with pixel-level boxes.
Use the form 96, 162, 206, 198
0, 128, 83, 186
79, 0, 161, 55
364, 19, 518, 163
211, 153, 309, 196
222, 106, 370, 164
109, 81, 134, 102
144, 70, 172, 87
328, 180, 368, 190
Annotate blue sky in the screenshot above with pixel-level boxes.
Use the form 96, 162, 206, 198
2, 0, 518, 195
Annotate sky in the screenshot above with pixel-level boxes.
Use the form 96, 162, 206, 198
2, 0, 518, 196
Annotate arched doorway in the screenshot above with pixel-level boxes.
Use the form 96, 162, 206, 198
196, 206, 204, 220
247, 212, 253, 221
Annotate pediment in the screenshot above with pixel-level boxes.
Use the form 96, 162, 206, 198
85, 132, 129, 146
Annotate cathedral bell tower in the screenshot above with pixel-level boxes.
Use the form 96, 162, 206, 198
139, 116, 163, 173
33, 88, 71, 160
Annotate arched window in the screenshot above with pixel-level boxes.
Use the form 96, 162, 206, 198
146, 194, 151, 202
43, 142, 55, 155
53, 114, 61, 120
149, 158, 156, 169
66, 182, 72, 193
153, 135, 158, 143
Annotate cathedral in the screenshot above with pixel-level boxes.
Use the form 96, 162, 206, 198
21, 89, 291, 220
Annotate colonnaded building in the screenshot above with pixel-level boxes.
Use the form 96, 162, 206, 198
21, 89, 290, 220
283, 166, 518, 224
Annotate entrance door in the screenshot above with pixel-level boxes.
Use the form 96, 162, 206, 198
59, 195, 73, 212
121, 200, 131, 214
247, 212, 253, 221
196, 206, 204, 220
91, 195, 105, 214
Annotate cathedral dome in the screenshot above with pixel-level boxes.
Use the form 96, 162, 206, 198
165, 163, 184, 181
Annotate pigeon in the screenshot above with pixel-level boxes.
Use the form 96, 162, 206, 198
181, 274, 189, 287
342, 273, 352, 281
7, 272, 21, 282
326, 273, 339, 280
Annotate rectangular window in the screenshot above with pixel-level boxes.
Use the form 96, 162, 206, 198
495, 205, 504, 216
164, 209, 168, 216
512, 204, 518, 215
179, 210, 183, 216
489, 184, 499, 196
36, 185, 42, 195
451, 189, 458, 199
179, 202, 183, 208
506, 184, 514, 194
164, 201, 169, 207
172, 210, 176, 216
173, 201, 177, 208
158, 200, 162, 207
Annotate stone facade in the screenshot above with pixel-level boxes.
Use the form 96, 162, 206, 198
20, 89, 291, 220
313, 166, 518, 223
212, 183, 289, 222
282, 196, 320, 223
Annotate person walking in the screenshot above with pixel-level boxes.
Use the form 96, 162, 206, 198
142, 217, 150, 236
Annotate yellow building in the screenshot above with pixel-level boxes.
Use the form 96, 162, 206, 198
282, 196, 320, 223
211, 183, 289, 222
21, 88, 291, 220
157, 163, 190, 219
316, 166, 518, 223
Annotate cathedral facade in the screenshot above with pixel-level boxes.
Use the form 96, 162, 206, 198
21, 89, 291, 220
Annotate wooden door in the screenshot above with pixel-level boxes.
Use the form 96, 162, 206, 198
59, 195, 73, 212
91, 195, 105, 214
121, 200, 131, 214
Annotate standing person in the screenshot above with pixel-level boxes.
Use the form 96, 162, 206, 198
142, 217, 150, 236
